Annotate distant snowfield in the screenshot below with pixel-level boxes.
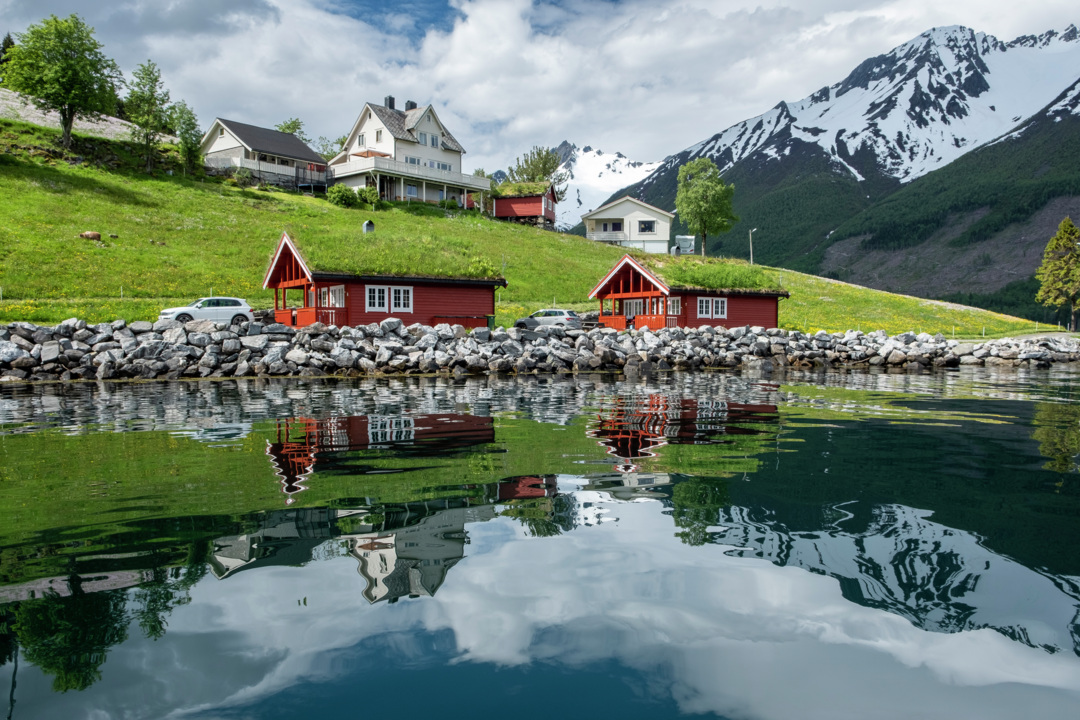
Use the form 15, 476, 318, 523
556, 145, 662, 229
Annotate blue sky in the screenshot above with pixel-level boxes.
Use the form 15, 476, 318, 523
0, 0, 1076, 171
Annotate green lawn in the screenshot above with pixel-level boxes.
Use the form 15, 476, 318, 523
0, 118, 1041, 337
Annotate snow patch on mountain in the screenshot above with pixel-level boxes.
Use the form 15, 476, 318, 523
553, 141, 663, 228
651, 24, 1080, 186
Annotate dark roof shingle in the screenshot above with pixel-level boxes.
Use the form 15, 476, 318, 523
367, 104, 465, 154
217, 118, 325, 164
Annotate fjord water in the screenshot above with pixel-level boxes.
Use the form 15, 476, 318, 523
1, 370, 1078, 719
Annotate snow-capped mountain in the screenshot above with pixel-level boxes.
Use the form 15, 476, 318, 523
552, 140, 662, 229
641, 24, 1080, 190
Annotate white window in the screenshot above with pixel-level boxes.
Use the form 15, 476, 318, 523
418, 132, 428, 145
406, 184, 418, 197
698, 297, 727, 318
366, 286, 387, 312
318, 287, 328, 306
431, 134, 439, 148
667, 297, 681, 315
329, 285, 345, 308
218, 127, 224, 137
434, 161, 451, 171
406, 156, 421, 165
376, 129, 383, 142
713, 298, 727, 318
391, 286, 413, 313
357, 133, 365, 147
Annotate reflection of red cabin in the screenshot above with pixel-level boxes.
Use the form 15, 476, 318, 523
263, 232, 507, 329
589, 254, 789, 331
589, 394, 778, 461
266, 413, 496, 500
495, 475, 558, 501
489, 183, 557, 230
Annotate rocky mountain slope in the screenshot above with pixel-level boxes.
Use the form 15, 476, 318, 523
551, 140, 662, 229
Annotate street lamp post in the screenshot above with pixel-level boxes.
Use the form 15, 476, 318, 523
749, 227, 758, 265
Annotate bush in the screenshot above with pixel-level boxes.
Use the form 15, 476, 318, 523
375, 199, 393, 211
233, 167, 254, 187
327, 184, 358, 208
438, 198, 462, 210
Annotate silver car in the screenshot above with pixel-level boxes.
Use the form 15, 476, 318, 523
159, 297, 254, 326
514, 308, 582, 330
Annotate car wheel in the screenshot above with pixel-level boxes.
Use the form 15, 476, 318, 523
175, 314, 193, 323
515, 322, 527, 329
231, 314, 248, 327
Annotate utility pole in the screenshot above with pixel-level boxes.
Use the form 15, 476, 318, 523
749, 227, 758, 265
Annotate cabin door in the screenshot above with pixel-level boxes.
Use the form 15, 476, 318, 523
624, 299, 643, 320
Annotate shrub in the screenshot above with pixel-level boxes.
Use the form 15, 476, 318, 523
357, 185, 378, 207
232, 167, 254, 187
438, 198, 461, 210
375, 199, 393, 211
327, 184, 358, 208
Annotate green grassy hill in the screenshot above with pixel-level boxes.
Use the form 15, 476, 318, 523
0, 118, 1039, 336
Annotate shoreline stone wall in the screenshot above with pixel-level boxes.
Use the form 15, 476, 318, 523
2, 317, 1078, 383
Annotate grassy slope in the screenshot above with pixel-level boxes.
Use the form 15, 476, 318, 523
0, 119, 1038, 336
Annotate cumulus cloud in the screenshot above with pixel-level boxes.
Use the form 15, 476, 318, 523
0, 0, 1075, 170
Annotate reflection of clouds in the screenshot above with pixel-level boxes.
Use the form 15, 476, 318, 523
8, 497, 1080, 719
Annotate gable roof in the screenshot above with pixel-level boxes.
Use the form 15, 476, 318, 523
366, 103, 465, 153
582, 195, 674, 220
590, 254, 789, 298
589, 255, 670, 299
208, 118, 325, 164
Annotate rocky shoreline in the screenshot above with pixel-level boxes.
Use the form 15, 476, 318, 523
1, 316, 1078, 383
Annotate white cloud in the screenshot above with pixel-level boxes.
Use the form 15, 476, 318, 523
0, 0, 1075, 170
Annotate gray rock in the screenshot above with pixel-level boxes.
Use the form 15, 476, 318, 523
240, 334, 270, 351
162, 327, 187, 345
153, 318, 182, 332
129, 320, 154, 334
380, 317, 403, 334
0, 341, 30, 364
285, 348, 309, 365
188, 332, 212, 348
185, 319, 219, 334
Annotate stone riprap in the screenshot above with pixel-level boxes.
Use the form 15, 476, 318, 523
1, 318, 1077, 383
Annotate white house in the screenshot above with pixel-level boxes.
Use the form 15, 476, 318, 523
328, 96, 489, 205
200, 118, 327, 189
581, 196, 673, 254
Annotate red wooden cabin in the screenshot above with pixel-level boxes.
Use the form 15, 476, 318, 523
263, 232, 507, 329
489, 182, 557, 229
588, 254, 788, 331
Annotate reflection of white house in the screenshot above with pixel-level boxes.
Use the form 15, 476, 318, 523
582, 196, 673, 254
329, 96, 489, 205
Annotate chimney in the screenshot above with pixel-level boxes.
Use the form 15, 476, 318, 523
384, 95, 395, 110
405, 100, 417, 111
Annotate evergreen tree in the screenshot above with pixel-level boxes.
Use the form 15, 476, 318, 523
0, 32, 14, 81
675, 157, 737, 256
170, 100, 201, 175
1035, 217, 1080, 331
2, 15, 122, 149
126, 60, 171, 173
505, 146, 567, 201
276, 118, 311, 145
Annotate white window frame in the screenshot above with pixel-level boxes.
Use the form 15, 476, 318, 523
697, 296, 727, 319
366, 286, 387, 312
329, 285, 345, 308
357, 133, 365, 147
434, 161, 451, 171
390, 286, 413, 313
405, 156, 421, 166
431, 134, 439, 148
375, 129, 383, 142
639, 220, 656, 234
667, 297, 681, 315
318, 287, 329, 307
418, 132, 428, 145
366, 285, 413, 313
406, 184, 418, 197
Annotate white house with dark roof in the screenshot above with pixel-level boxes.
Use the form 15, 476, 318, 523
201, 117, 327, 189
328, 96, 489, 205
581, 196, 673, 254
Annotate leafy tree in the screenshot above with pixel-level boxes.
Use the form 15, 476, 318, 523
1032, 402, 1080, 474
505, 146, 567, 201
276, 117, 311, 145
125, 60, 171, 173
675, 157, 738, 256
2, 14, 123, 150
671, 477, 729, 546
314, 134, 347, 161
1035, 217, 1080, 331
170, 100, 202, 175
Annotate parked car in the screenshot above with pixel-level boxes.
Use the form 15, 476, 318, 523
514, 308, 582, 330
159, 297, 254, 326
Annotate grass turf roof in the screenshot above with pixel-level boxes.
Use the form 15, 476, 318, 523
635, 254, 785, 293
283, 230, 503, 282
492, 181, 551, 198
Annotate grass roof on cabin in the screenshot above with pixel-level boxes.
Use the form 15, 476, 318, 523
635, 254, 786, 292
492, 181, 551, 198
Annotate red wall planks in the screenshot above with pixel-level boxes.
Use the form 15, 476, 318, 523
343, 281, 495, 327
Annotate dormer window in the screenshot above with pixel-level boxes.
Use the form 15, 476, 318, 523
418, 132, 428, 146
431, 134, 439, 148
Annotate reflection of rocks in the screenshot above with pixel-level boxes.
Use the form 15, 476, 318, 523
714, 503, 1080, 657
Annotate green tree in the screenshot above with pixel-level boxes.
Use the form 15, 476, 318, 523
505, 146, 567, 201
0, 32, 14, 81
675, 157, 738, 256
671, 477, 729, 546
1032, 402, 1080, 474
2, 14, 122, 150
1035, 217, 1080, 331
126, 60, 171, 173
314, 134, 347, 161
170, 100, 202, 175
276, 118, 311, 145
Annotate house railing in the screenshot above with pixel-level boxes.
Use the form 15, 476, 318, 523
588, 231, 629, 244
205, 157, 327, 185
329, 156, 489, 191
598, 314, 676, 331
276, 307, 346, 328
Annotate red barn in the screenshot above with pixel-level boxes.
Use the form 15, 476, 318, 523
489, 182, 557, 230
263, 232, 507, 329
589, 254, 788, 331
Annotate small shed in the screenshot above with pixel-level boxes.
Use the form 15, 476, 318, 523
263, 231, 507, 329
490, 182, 557, 230
588, 254, 788, 330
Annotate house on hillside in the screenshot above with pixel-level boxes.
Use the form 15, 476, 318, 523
263, 231, 507, 329
201, 118, 327, 190
328, 96, 489, 206
588, 254, 788, 330
582, 197, 672, 254
489, 182, 557, 229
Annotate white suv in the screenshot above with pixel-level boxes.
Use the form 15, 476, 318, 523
514, 308, 582, 330
159, 297, 254, 326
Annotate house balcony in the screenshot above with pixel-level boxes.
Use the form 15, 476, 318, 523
205, 156, 326, 183
330, 156, 489, 192
587, 231, 629, 244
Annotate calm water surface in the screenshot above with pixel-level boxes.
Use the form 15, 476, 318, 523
0, 368, 1079, 719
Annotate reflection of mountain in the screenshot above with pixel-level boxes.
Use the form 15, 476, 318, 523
713, 503, 1080, 657
266, 413, 496, 499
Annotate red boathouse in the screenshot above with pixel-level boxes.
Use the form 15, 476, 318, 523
589, 254, 788, 331
263, 231, 507, 329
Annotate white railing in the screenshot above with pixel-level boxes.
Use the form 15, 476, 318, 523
205, 156, 327, 182
329, 156, 489, 191
587, 231, 629, 244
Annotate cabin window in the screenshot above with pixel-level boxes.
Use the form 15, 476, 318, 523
329, 285, 345, 308
406, 184, 418, 197
639, 220, 656, 233
391, 286, 413, 313
318, 287, 328, 306
418, 132, 428, 145
713, 298, 727, 318
667, 297, 681, 315
366, 286, 387, 312
698, 297, 727, 319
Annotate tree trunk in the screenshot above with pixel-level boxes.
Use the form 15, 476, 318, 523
1072, 301, 1077, 332
59, 106, 74, 150
700, 232, 707, 257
